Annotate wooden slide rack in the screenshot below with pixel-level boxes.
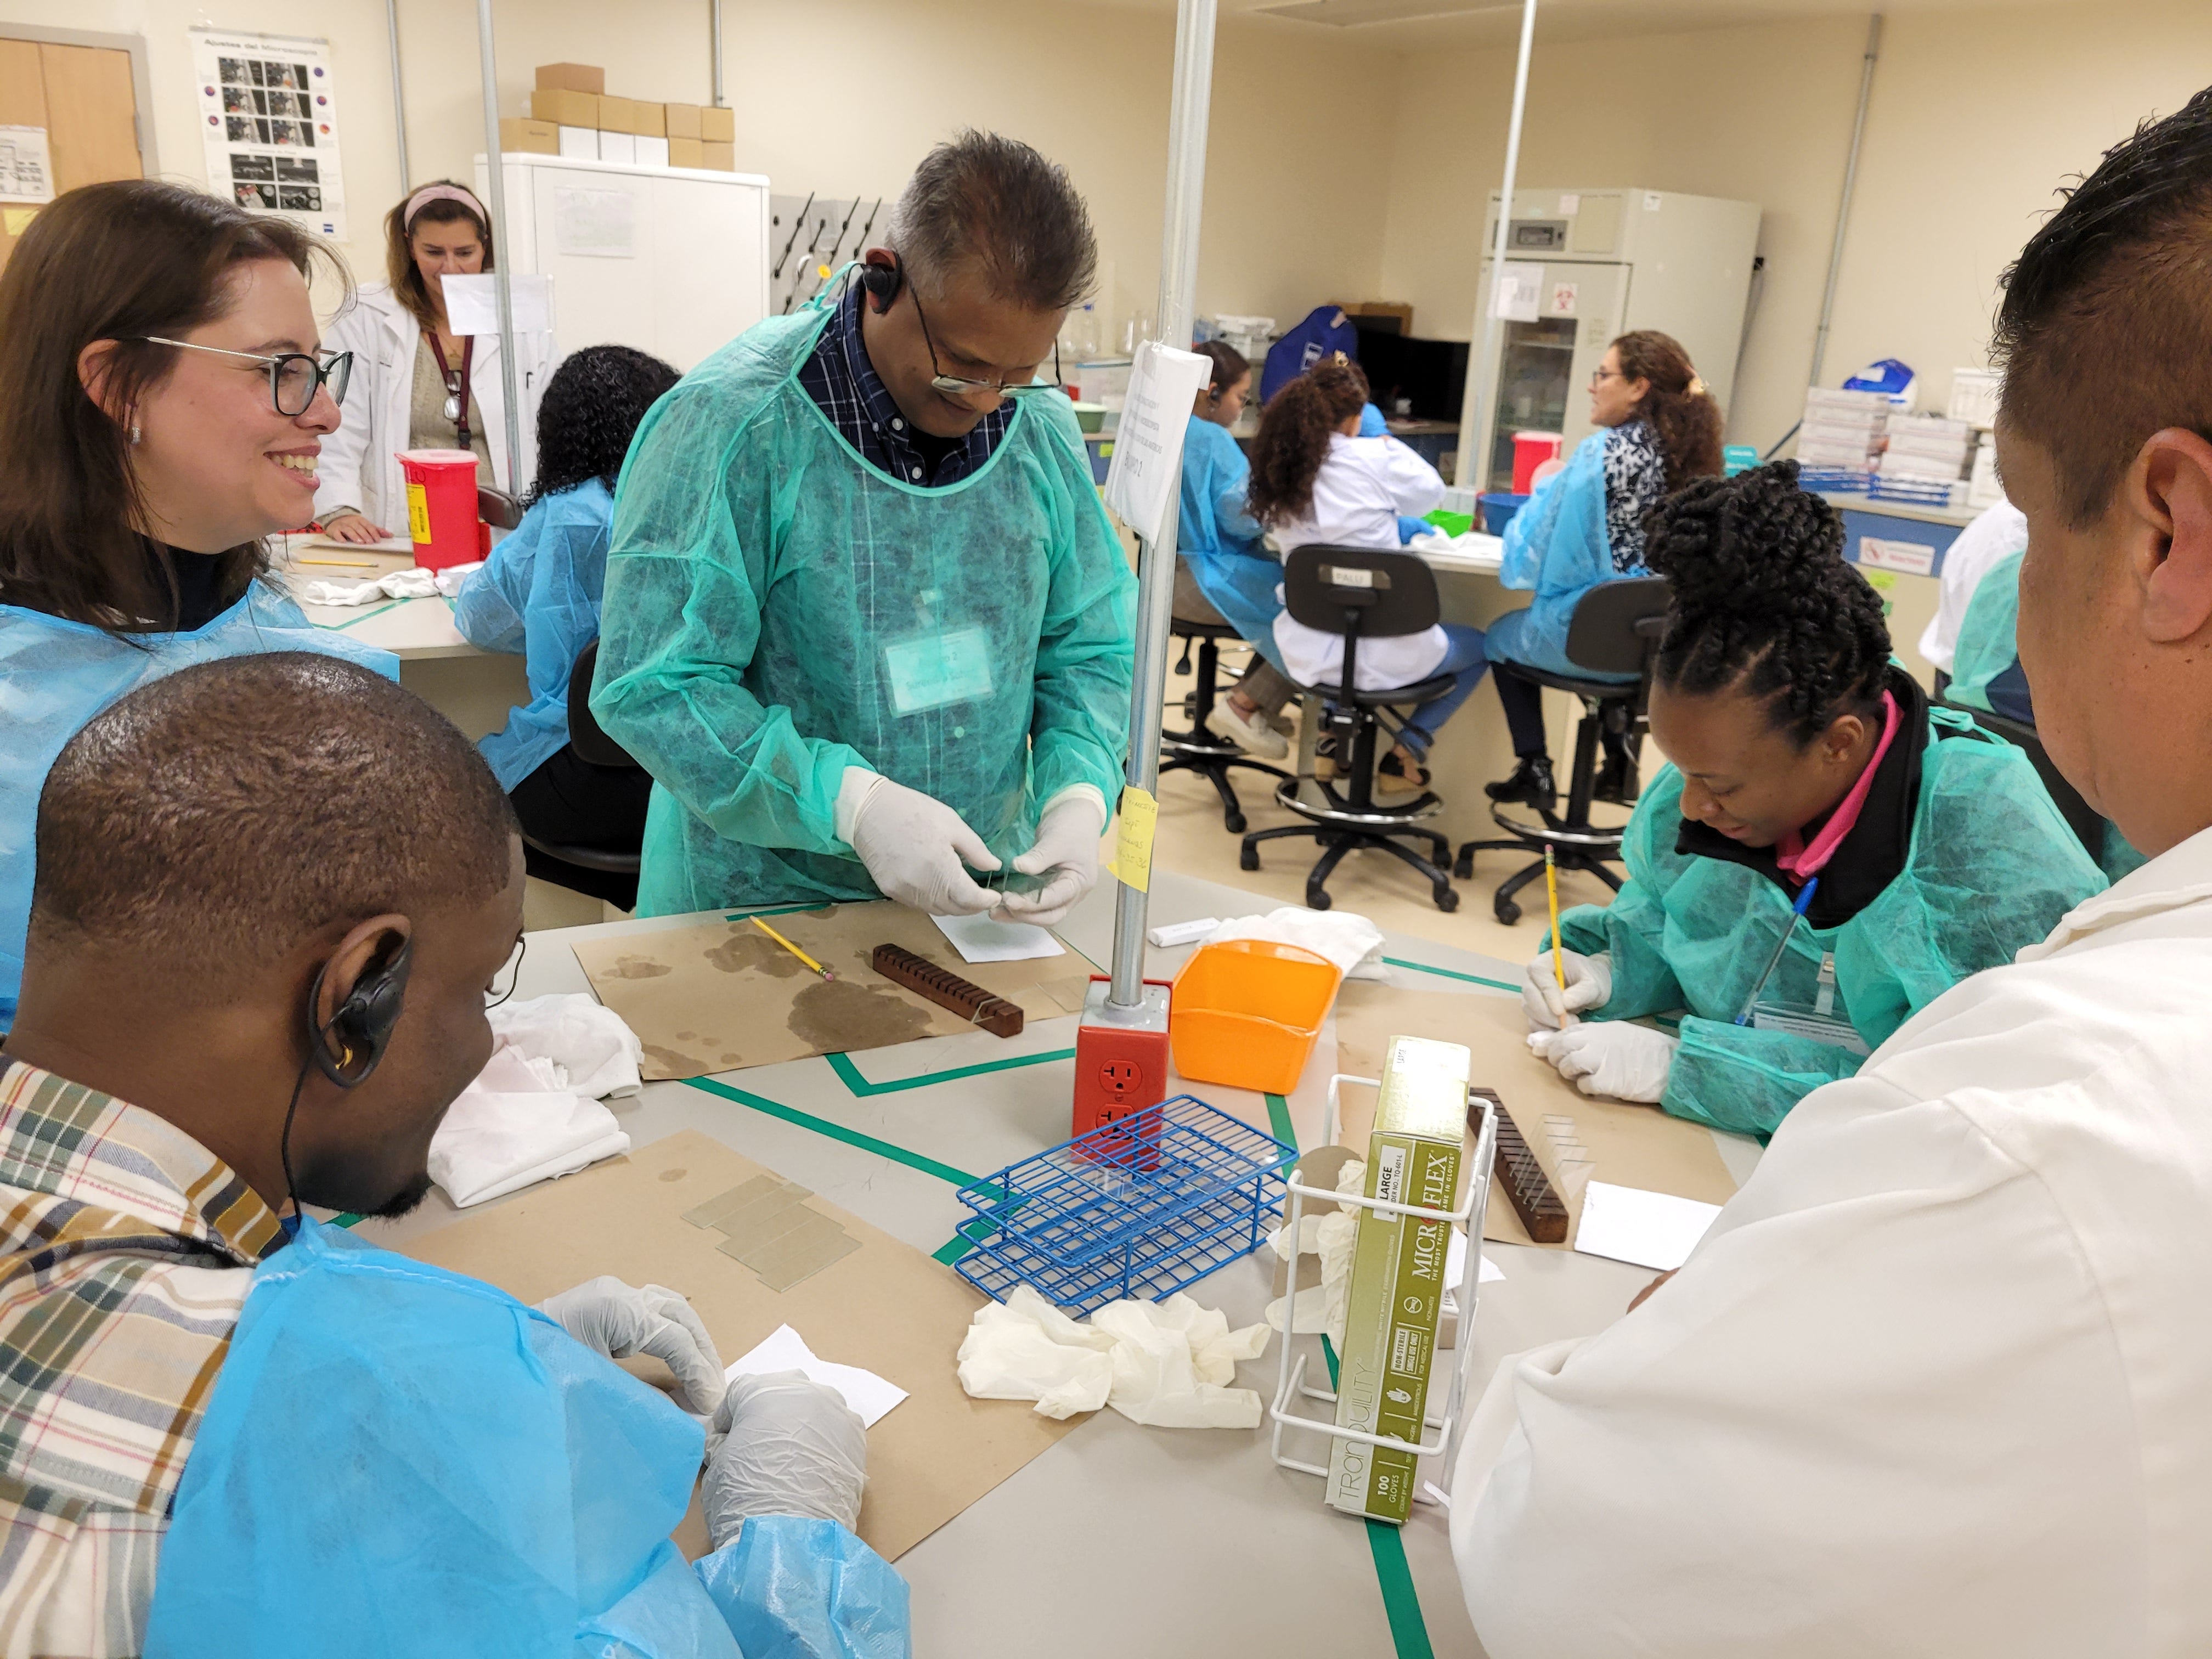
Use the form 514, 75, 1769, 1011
1470, 1085, 1567, 1243
871, 943, 1025, 1039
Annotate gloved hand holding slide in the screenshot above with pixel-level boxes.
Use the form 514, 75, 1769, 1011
839, 770, 1002, 916
1528, 1021, 1678, 1104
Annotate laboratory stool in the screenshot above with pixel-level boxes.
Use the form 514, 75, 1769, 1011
1455, 576, 1670, 925
518, 639, 646, 894
1239, 546, 1459, 913
1159, 618, 1288, 834
1940, 698, 2105, 860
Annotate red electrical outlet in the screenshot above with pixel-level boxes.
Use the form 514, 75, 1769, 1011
1071, 974, 1172, 1138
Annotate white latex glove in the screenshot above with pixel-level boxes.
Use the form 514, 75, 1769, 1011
839, 770, 1000, 916
995, 790, 1105, 928
702, 1369, 868, 1548
1527, 1023, 1677, 1104
1521, 949, 1613, 1030
535, 1277, 725, 1413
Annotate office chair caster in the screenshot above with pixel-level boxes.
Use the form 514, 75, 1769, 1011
1240, 847, 1261, 872
1224, 808, 1248, 834
1305, 884, 1333, 911
1436, 885, 1460, 913
1495, 895, 1521, 926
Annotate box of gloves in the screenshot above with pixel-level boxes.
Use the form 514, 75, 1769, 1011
1327, 1034, 1469, 1524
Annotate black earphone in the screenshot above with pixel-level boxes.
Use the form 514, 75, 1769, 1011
308, 934, 413, 1089
856, 255, 902, 311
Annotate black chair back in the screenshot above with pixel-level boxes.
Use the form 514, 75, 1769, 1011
478, 486, 526, 531
1563, 576, 1672, 677
1942, 698, 2104, 859
567, 639, 641, 770
1282, 545, 1442, 697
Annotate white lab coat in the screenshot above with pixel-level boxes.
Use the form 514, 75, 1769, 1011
1918, 498, 2027, 674
1453, 825, 2212, 1657
315, 281, 554, 530
1271, 432, 1448, 690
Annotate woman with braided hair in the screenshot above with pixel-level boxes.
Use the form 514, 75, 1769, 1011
1517, 462, 2104, 1137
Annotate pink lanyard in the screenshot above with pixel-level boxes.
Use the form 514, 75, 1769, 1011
1775, 689, 1899, 887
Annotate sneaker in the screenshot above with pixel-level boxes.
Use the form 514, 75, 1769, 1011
1204, 697, 1289, 759
1486, 755, 1556, 811
1376, 750, 1432, 802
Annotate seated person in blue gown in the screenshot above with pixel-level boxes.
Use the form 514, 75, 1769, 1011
0, 653, 906, 1657
1486, 330, 1723, 810
454, 345, 681, 911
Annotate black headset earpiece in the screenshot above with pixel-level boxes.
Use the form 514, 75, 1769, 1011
308, 935, 413, 1090
857, 256, 902, 312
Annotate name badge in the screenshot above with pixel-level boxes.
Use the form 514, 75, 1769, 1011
883, 625, 995, 715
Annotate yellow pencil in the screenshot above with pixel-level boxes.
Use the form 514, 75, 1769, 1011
298, 557, 378, 568
751, 915, 835, 981
1545, 843, 1571, 1020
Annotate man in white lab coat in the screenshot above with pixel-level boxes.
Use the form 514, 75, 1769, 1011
1454, 87, 2212, 1656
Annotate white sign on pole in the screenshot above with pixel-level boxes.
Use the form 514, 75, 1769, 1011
1491, 262, 1542, 322
1103, 340, 1211, 545
190, 30, 348, 240
0, 127, 54, 204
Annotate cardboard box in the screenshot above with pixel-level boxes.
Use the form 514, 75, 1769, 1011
558, 126, 599, 161
701, 140, 736, 172
530, 87, 600, 128
596, 95, 640, 136
665, 101, 702, 140
632, 101, 666, 138
699, 105, 735, 143
1328, 1033, 1469, 1525
599, 131, 637, 165
535, 62, 605, 95
668, 136, 705, 170
636, 135, 670, 168
499, 117, 558, 156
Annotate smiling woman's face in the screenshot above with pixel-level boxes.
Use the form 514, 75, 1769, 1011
128, 256, 339, 552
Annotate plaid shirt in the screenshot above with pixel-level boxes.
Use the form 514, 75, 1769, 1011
0, 1059, 279, 1658
794, 280, 1011, 486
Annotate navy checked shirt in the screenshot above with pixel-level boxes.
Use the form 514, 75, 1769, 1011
795, 280, 1012, 487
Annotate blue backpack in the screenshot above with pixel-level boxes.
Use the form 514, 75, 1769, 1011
1260, 306, 1359, 405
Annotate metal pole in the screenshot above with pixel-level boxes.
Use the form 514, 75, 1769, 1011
1457, 0, 1537, 495
1108, 0, 1216, 1007
710, 0, 727, 108
1808, 13, 1882, 387
474, 0, 523, 492
385, 0, 410, 191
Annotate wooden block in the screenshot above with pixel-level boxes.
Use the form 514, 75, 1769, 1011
664, 101, 702, 140
499, 117, 558, 156
534, 62, 605, 94
1471, 1086, 1568, 1244
699, 105, 735, 143
529, 86, 599, 128
700, 140, 735, 172
871, 944, 1024, 1039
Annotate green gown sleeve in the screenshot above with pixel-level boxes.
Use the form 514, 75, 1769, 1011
1553, 791, 1684, 1018
590, 384, 868, 857
1026, 413, 1138, 809
1663, 1017, 1864, 1139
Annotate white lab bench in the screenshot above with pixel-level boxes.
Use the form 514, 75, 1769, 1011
360, 865, 1739, 1659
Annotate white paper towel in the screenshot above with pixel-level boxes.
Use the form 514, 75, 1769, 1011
956, 1286, 1271, 1428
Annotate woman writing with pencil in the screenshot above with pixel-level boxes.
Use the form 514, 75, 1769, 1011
1517, 465, 2102, 1137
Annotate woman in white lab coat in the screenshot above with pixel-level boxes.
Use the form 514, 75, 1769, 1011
315, 180, 550, 539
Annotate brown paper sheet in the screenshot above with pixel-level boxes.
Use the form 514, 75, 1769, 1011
399, 1129, 1079, 1561
1333, 984, 1740, 1249
573, 903, 1097, 1080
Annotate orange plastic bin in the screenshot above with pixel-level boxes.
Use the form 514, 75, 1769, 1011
1169, 939, 1344, 1096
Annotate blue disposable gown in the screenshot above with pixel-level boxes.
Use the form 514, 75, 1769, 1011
1176, 415, 1287, 667
1554, 708, 2107, 1137
592, 293, 1136, 917
0, 585, 396, 1027
1486, 429, 1634, 680
144, 1217, 909, 1658
452, 477, 616, 791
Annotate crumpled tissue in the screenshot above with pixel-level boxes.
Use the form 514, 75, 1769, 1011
1266, 1156, 1368, 1344
301, 561, 480, 606
956, 1286, 1272, 1427
1202, 906, 1387, 981
488, 992, 644, 1099
428, 1041, 630, 1208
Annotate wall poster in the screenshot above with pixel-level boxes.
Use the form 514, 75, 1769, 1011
190, 29, 347, 240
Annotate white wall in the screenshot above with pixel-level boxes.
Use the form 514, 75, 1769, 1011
2, 0, 1401, 342
1375, 0, 2212, 454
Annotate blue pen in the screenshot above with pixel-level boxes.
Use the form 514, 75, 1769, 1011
1735, 876, 1819, 1026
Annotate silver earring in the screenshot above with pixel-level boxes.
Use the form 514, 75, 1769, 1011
129, 424, 141, 446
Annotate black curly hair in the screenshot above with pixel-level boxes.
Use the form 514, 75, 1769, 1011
529, 345, 680, 503
1644, 461, 1891, 747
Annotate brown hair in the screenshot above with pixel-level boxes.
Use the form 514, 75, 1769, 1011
0, 180, 335, 634
1611, 329, 1723, 489
1193, 340, 1249, 399
383, 180, 493, 332
1246, 356, 1369, 526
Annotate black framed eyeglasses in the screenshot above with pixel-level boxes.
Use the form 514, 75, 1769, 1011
137, 336, 354, 416
906, 286, 1065, 399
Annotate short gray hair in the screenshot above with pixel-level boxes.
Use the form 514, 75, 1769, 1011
885, 130, 1097, 313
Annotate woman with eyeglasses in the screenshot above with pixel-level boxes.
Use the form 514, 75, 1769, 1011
0, 179, 396, 1028
315, 180, 550, 544
1483, 329, 1723, 810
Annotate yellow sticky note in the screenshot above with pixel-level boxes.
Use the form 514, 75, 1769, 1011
1107, 785, 1158, 893
405, 481, 431, 544
1862, 568, 1897, 592
2, 206, 37, 237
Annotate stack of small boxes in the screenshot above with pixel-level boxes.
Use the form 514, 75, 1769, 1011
1949, 369, 2007, 509
1795, 386, 1889, 493
1872, 413, 1974, 507
500, 64, 737, 172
